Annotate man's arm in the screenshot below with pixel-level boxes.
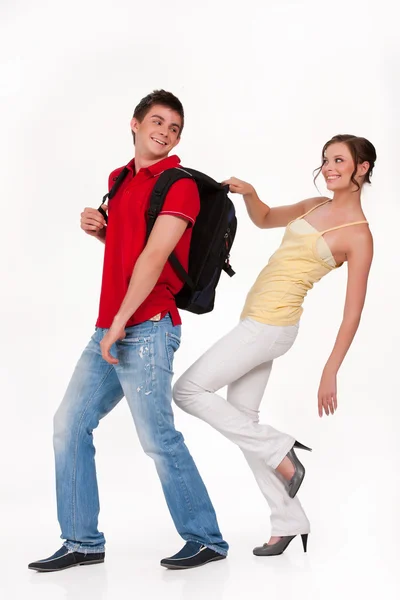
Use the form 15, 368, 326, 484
100, 214, 189, 363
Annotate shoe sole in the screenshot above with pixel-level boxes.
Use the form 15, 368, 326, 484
28, 559, 104, 572
253, 550, 285, 556
160, 554, 226, 570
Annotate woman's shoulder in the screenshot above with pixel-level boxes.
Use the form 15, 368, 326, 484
303, 196, 331, 211
346, 221, 373, 256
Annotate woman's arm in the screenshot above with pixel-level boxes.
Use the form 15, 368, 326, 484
318, 228, 374, 417
222, 177, 324, 228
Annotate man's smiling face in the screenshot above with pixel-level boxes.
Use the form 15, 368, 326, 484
131, 104, 182, 160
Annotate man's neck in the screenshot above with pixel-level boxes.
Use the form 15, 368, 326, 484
134, 153, 169, 174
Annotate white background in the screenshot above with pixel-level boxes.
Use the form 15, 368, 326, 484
1, 0, 399, 598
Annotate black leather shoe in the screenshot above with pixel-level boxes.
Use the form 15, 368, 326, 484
160, 541, 226, 570
28, 546, 105, 572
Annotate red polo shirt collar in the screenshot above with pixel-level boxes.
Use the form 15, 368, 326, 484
126, 154, 181, 178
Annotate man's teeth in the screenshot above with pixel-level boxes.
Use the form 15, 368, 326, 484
152, 138, 166, 145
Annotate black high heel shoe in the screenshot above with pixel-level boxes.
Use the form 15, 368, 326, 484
284, 440, 312, 499
253, 533, 309, 556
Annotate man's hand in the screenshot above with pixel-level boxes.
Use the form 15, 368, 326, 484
100, 319, 126, 365
318, 368, 338, 417
81, 206, 107, 240
221, 177, 255, 196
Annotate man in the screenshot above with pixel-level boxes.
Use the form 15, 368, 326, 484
29, 90, 228, 572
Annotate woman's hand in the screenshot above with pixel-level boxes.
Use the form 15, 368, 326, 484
318, 368, 338, 417
221, 177, 255, 196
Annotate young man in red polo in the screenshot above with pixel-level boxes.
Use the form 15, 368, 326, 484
29, 90, 228, 572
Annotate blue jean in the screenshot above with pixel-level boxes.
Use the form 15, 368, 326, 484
53, 314, 228, 555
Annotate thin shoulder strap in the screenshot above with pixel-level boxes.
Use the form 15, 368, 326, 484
321, 221, 369, 234
290, 199, 331, 224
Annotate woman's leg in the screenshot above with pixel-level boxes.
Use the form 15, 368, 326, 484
173, 318, 298, 470
227, 363, 310, 538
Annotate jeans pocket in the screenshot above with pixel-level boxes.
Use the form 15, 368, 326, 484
165, 332, 181, 372
272, 324, 299, 357
119, 334, 152, 346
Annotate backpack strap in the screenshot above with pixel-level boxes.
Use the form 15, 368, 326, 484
97, 166, 130, 223
147, 168, 195, 290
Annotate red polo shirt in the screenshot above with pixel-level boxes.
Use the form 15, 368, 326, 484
96, 155, 200, 328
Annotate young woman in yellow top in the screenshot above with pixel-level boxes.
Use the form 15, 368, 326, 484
173, 134, 376, 557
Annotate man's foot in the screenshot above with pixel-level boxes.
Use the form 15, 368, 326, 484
28, 546, 105, 572
160, 541, 226, 570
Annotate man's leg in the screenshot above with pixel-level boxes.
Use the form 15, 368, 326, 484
29, 329, 124, 571
114, 315, 228, 567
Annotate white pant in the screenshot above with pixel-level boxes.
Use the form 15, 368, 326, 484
173, 318, 310, 536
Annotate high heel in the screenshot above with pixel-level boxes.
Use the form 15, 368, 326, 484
293, 441, 312, 452
294, 441, 312, 452
253, 533, 309, 556
284, 440, 312, 499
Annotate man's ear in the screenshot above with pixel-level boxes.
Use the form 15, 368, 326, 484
130, 117, 139, 134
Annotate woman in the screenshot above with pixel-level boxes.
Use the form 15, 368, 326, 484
173, 134, 376, 556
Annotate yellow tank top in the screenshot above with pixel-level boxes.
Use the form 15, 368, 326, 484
241, 200, 368, 326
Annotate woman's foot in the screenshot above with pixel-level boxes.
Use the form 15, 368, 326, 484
275, 441, 312, 498
253, 534, 309, 556
266, 536, 283, 545
276, 456, 295, 481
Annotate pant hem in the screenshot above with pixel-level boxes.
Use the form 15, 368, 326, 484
63, 541, 105, 554
269, 436, 295, 470
186, 538, 228, 556
270, 528, 311, 536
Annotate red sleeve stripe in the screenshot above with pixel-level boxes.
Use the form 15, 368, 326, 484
159, 211, 195, 224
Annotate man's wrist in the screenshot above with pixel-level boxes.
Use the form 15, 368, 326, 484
113, 314, 127, 328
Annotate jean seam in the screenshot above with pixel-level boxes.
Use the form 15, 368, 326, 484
162, 442, 220, 548
151, 330, 196, 519
153, 332, 219, 549
151, 347, 194, 518
70, 363, 115, 542
164, 332, 181, 373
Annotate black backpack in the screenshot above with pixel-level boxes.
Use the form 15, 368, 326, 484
98, 165, 237, 314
